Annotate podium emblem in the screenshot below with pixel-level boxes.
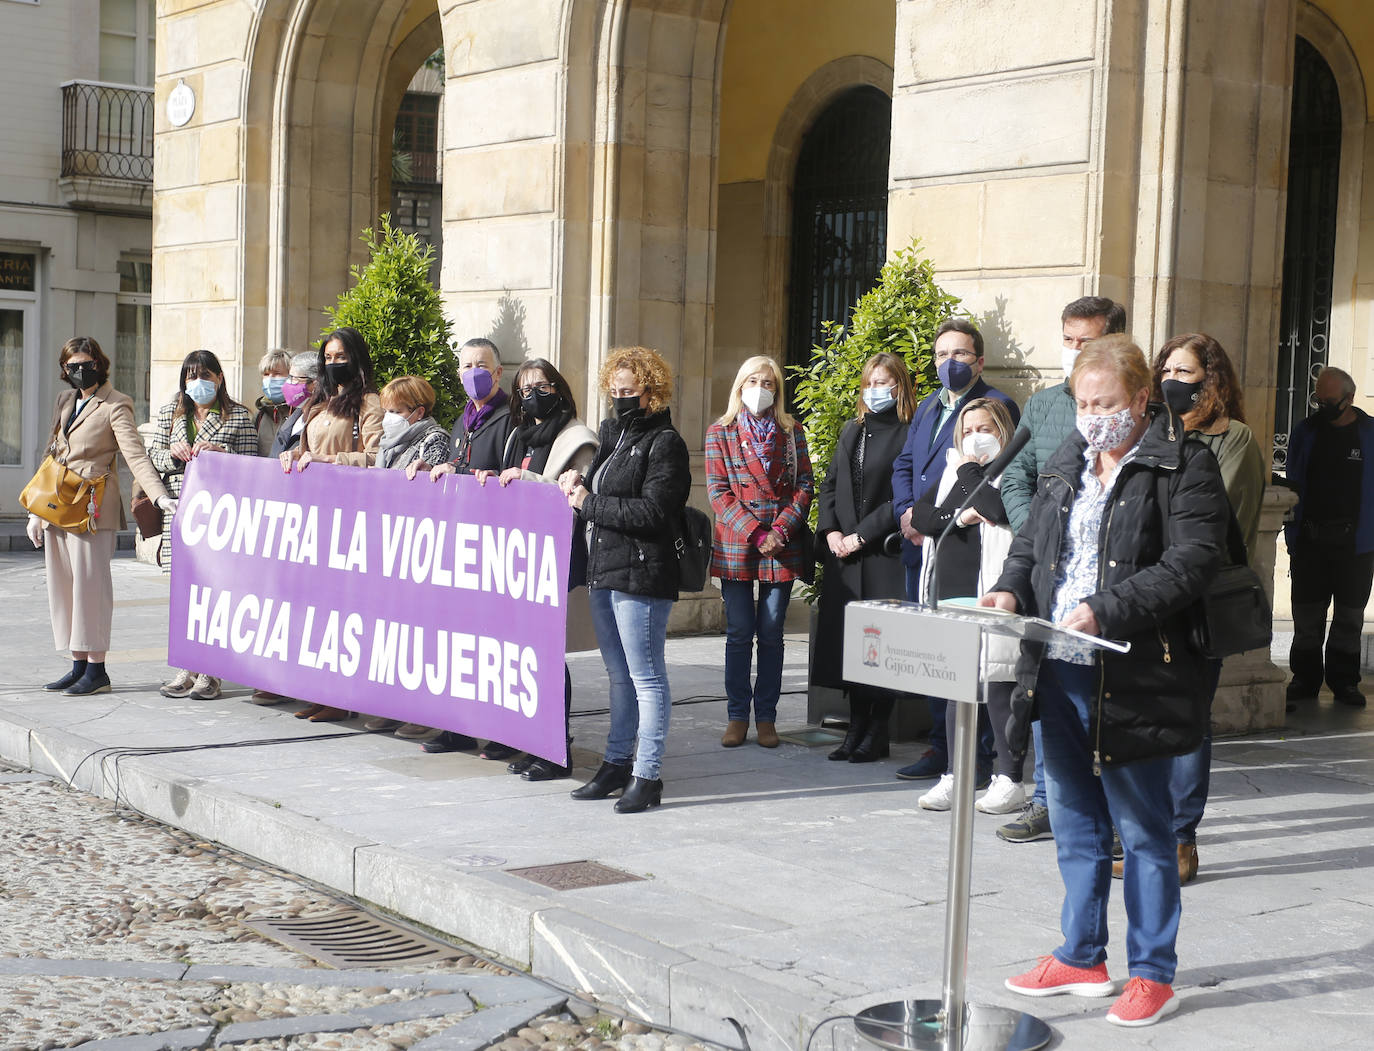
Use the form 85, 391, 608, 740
862, 625, 882, 667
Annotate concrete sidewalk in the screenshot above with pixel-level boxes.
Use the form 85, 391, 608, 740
1, 550, 1371, 1050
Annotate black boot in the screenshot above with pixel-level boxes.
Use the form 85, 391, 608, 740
849, 696, 893, 762
829, 693, 873, 761
570, 760, 631, 800
45, 660, 87, 692
614, 776, 663, 813
524, 739, 574, 781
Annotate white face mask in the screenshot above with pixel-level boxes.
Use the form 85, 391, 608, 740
1076, 405, 1137, 452
382, 411, 409, 440
741, 386, 775, 416
962, 431, 1002, 463
1061, 347, 1079, 380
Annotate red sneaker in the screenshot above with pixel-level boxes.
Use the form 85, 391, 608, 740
1005, 955, 1116, 997
1106, 977, 1178, 1027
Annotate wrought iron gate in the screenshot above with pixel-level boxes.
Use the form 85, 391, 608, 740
1274, 36, 1342, 473
786, 86, 892, 391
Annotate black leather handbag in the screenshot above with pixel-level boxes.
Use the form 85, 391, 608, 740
674, 505, 714, 593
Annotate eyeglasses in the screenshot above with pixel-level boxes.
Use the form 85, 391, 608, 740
933, 348, 978, 363
517, 382, 557, 398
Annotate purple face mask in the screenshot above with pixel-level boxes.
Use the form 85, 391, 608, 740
282, 381, 311, 408
462, 366, 494, 401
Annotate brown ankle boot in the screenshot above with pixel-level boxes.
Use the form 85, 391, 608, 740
1178, 842, 1198, 884
756, 722, 779, 748
721, 720, 749, 747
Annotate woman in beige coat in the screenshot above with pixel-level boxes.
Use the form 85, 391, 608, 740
25, 337, 175, 696
278, 326, 383, 721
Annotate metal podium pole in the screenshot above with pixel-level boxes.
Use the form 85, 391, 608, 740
853, 630, 1051, 1051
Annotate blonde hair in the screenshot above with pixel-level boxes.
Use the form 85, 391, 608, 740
380, 375, 437, 415
258, 348, 292, 375
954, 397, 1015, 450
599, 346, 674, 415
717, 355, 795, 429
857, 352, 917, 422
1071, 333, 1151, 400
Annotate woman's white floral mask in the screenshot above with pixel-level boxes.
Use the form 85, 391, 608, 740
1076, 406, 1136, 452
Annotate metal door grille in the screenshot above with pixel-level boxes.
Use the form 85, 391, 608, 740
1275, 37, 1342, 473
786, 86, 892, 395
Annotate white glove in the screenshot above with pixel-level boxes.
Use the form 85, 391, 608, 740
26, 514, 44, 549
156, 495, 178, 515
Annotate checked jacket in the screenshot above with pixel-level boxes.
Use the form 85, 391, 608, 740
704, 417, 814, 583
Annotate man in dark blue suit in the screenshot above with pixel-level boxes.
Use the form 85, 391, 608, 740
890, 318, 1020, 781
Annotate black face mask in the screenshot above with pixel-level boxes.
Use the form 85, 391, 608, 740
1161, 379, 1203, 416
613, 395, 645, 422
1316, 400, 1346, 424
521, 388, 562, 421
324, 361, 355, 388
66, 362, 98, 390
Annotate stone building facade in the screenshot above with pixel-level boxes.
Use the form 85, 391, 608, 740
138, 0, 1374, 730
1, 0, 156, 516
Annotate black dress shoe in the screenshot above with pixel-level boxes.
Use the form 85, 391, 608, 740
848, 724, 890, 763
45, 664, 87, 691
507, 753, 536, 775
64, 669, 111, 696
1334, 687, 1367, 708
614, 776, 663, 813
570, 760, 631, 799
480, 742, 519, 760
422, 731, 479, 754
522, 757, 573, 781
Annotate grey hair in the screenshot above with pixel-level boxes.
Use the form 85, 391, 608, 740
258, 348, 293, 374
1318, 366, 1356, 399
289, 350, 320, 379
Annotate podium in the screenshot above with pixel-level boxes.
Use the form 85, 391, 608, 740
841, 599, 1129, 1051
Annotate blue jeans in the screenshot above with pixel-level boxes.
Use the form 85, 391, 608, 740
1169, 659, 1223, 844
721, 579, 792, 723
589, 588, 674, 780
1031, 722, 1047, 807
1038, 660, 1180, 985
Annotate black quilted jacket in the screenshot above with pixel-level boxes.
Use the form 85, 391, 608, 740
992, 404, 1228, 767
579, 409, 690, 600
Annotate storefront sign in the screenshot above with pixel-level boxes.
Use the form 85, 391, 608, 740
0, 253, 35, 292
168, 455, 574, 763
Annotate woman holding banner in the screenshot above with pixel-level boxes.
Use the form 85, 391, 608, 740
150, 349, 258, 701
560, 347, 690, 813
474, 358, 599, 781
375, 376, 451, 471
26, 337, 175, 697
279, 326, 384, 721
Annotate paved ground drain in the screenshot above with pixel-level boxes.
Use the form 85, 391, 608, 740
505, 860, 645, 890
241, 909, 463, 968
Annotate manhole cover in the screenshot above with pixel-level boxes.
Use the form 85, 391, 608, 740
242, 909, 461, 968
505, 860, 644, 890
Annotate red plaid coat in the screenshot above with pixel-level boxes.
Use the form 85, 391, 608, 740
704, 417, 814, 582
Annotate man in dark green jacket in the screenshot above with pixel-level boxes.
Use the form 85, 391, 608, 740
993, 295, 1126, 844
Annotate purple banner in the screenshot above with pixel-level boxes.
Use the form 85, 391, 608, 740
168, 455, 572, 764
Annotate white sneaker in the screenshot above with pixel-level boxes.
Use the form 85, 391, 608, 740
919, 773, 955, 811
159, 669, 196, 698
976, 774, 1026, 815
188, 674, 221, 700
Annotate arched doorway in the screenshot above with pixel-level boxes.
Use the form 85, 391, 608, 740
1274, 36, 1342, 473
784, 86, 892, 389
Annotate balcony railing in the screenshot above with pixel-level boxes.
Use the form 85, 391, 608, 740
61, 80, 153, 183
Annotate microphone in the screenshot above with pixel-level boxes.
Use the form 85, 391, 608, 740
925, 426, 1030, 610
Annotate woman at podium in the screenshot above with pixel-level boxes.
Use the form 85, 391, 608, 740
981, 335, 1227, 1028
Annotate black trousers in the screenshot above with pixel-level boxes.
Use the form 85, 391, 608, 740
1289, 540, 1374, 691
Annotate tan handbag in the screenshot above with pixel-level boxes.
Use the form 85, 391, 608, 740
20, 455, 107, 534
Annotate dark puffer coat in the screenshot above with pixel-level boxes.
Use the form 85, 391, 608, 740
579, 409, 691, 600
991, 405, 1228, 767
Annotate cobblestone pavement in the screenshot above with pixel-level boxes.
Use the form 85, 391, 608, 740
0, 762, 719, 1051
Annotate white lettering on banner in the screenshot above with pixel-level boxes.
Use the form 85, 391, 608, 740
327, 509, 368, 573
362, 618, 533, 710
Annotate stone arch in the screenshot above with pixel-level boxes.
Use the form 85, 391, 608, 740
241, 0, 445, 360
759, 56, 894, 361
1295, 2, 1367, 376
